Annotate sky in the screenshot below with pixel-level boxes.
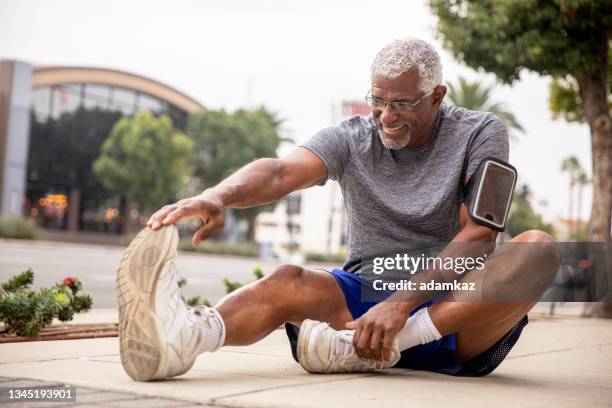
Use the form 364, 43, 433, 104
0, 0, 593, 223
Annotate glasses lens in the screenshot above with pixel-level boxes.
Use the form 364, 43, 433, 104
367, 97, 384, 109
394, 101, 415, 112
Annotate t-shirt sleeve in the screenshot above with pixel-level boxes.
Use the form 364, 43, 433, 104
465, 114, 510, 181
300, 119, 354, 182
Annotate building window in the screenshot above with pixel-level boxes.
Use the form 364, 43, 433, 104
137, 93, 163, 113
51, 85, 81, 118
286, 193, 301, 215
110, 87, 137, 115
83, 84, 111, 110
31, 87, 51, 120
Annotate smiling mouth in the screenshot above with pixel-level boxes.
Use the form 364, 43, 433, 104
382, 124, 410, 135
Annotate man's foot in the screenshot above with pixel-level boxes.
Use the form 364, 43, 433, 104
116, 226, 222, 381
296, 319, 401, 373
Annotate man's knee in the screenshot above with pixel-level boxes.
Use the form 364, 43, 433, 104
517, 230, 560, 268
502, 229, 561, 297
514, 229, 555, 244
264, 264, 305, 289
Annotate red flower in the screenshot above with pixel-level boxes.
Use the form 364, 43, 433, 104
63, 276, 76, 287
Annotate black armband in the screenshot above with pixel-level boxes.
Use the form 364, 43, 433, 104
465, 158, 517, 232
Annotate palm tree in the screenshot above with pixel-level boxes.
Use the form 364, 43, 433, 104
446, 76, 525, 136
561, 156, 581, 238
575, 170, 590, 239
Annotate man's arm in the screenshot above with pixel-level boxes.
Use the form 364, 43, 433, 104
207, 148, 327, 208
147, 147, 327, 245
384, 211, 496, 311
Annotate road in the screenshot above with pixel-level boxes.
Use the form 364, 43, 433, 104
0, 239, 324, 308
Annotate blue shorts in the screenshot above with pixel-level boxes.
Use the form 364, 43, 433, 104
285, 268, 528, 376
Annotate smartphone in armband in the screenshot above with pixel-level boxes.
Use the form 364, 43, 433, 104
465, 158, 517, 232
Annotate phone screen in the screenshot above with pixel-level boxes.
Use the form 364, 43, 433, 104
475, 162, 515, 226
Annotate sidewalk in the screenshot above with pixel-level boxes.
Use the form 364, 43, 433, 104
0, 310, 611, 407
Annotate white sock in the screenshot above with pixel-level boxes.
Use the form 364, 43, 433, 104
397, 307, 442, 351
193, 307, 226, 353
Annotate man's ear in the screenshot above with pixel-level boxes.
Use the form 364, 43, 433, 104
432, 85, 447, 108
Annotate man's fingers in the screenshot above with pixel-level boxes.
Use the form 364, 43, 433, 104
146, 210, 163, 227
148, 200, 204, 230
382, 332, 395, 362
192, 223, 207, 246
162, 207, 189, 226
356, 324, 373, 360
345, 320, 358, 330
369, 328, 383, 361
192, 219, 219, 246
147, 206, 175, 229
352, 321, 363, 358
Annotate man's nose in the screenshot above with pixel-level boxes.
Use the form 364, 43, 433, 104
380, 103, 398, 125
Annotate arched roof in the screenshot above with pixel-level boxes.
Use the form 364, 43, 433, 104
32, 66, 204, 113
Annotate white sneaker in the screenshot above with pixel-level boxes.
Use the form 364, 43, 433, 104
297, 319, 401, 373
116, 226, 221, 381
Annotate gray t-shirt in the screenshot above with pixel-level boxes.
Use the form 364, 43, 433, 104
301, 104, 509, 274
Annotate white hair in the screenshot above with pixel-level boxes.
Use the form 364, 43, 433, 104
371, 38, 443, 94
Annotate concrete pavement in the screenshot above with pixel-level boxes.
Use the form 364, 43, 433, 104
0, 309, 611, 407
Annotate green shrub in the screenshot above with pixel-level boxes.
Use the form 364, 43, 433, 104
177, 277, 212, 307
222, 267, 265, 294
178, 266, 265, 307
186, 296, 211, 307
0, 270, 93, 337
178, 239, 258, 258
0, 217, 38, 240
304, 252, 346, 263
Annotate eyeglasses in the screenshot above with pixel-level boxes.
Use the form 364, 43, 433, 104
364, 90, 432, 112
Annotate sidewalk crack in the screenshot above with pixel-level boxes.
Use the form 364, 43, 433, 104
508, 340, 612, 359
0, 353, 118, 365
208, 373, 382, 406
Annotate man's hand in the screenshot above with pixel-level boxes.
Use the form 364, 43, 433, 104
147, 192, 225, 246
345, 301, 412, 362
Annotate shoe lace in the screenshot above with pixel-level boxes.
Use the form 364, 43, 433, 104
190, 305, 214, 329
330, 330, 378, 370
331, 330, 355, 360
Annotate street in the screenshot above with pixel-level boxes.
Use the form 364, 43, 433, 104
0, 239, 304, 308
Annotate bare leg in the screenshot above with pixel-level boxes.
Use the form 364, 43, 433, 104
215, 265, 353, 346
427, 230, 561, 362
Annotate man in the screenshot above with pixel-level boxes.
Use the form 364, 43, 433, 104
117, 38, 560, 381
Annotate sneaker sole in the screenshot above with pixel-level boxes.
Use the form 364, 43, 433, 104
116, 226, 178, 381
296, 319, 319, 373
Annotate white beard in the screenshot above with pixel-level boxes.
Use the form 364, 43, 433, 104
379, 129, 413, 150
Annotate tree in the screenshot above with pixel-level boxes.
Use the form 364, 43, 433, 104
561, 155, 581, 236
447, 76, 525, 135
187, 107, 289, 240
93, 112, 193, 211
430, 0, 610, 241
560, 156, 590, 239
575, 170, 590, 236
507, 185, 554, 238
430, 0, 612, 317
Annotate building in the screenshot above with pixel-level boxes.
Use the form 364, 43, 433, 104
255, 184, 347, 257
0, 60, 204, 235
254, 99, 370, 257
